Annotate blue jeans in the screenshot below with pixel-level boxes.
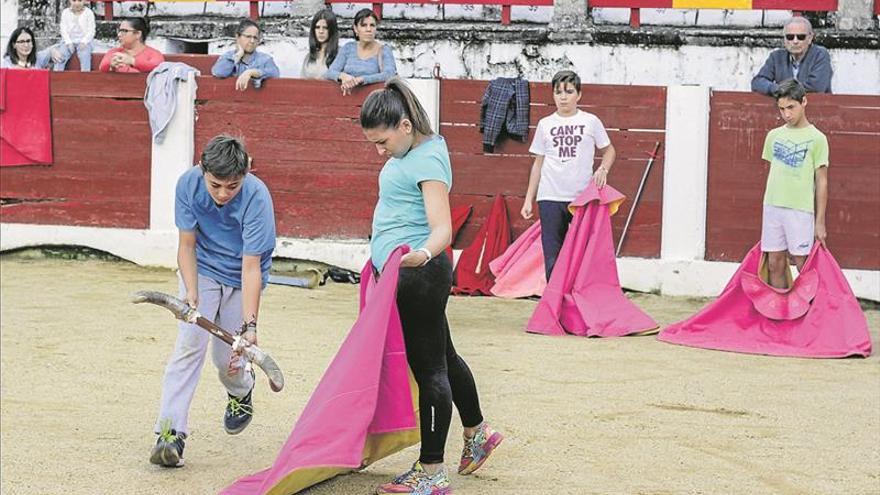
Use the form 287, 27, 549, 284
538, 200, 573, 281
52, 41, 92, 71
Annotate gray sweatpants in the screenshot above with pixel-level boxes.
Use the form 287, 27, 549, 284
154, 274, 255, 435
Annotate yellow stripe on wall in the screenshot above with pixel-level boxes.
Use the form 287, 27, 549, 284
672, 0, 752, 8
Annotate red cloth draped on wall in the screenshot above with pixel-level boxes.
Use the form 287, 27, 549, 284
452, 194, 512, 295
0, 69, 53, 166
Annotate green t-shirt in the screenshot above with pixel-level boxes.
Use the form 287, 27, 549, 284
762, 124, 829, 213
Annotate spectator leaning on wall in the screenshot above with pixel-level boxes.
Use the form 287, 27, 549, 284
211, 19, 280, 92
751, 16, 832, 96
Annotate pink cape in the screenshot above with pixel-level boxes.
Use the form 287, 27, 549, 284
452, 194, 511, 295
659, 243, 873, 358
221, 247, 419, 495
0, 68, 53, 166
527, 182, 658, 337
489, 221, 546, 299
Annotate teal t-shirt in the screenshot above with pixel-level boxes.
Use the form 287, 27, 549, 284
370, 135, 452, 269
762, 124, 829, 213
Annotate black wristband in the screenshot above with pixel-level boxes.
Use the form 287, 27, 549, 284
241, 320, 257, 334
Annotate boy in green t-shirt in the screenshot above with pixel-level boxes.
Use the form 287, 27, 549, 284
761, 79, 829, 289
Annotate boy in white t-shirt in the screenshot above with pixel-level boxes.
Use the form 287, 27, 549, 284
520, 70, 617, 280
49, 0, 95, 71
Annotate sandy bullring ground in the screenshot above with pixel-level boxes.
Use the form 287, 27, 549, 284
1, 254, 878, 494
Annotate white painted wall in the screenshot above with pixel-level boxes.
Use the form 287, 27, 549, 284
203, 38, 880, 96
0, 0, 18, 50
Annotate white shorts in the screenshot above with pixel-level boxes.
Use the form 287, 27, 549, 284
761, 204, 814, 256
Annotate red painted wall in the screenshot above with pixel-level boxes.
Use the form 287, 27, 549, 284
0, 72, 151, 228
440, 80, 666, 257
706, 91, 880, 270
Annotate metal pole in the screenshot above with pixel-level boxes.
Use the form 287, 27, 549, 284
616, 141, 661, 257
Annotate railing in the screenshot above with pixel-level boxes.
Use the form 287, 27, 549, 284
323, 0, 553, 25
96, 0, 287, 21
589, 0, 839, 28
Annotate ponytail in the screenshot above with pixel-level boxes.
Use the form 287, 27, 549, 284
360, 77, 433, 135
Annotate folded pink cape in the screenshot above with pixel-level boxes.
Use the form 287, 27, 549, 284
221, 246, 419, 495
453, 194, 511, 295
527, 182, 658, 337
489, 221, 546, 299
0, 68, 53, 166
659, 243, 873, 358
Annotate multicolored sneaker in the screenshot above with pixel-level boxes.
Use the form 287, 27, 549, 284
149, 421, 186, 468
458, 422, 503, 475
376, 461, 452, 495
224, 388, 254, 435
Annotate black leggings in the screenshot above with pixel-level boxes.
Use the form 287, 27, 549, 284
395, 252, 484, 464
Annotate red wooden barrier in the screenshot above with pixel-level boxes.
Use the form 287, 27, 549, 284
0, 73, 152, 229
66, 52, 219, 75
705, 91, 880, 270
194, 78, 386, 240
440, 79, 666, 257
324, 0, 553, 25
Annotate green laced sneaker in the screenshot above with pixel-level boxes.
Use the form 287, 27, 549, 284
150, 420, 185, 468
224, 388, 254, 434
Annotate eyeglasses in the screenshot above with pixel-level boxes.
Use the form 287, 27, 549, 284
15, 39, 34, 45
785, 34, 808, 41
117, 28, 137, 34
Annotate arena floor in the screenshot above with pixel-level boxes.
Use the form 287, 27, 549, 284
1, 256, 878, 495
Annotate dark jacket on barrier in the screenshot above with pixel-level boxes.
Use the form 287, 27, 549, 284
479, 78, 530, 153
751, 45, 833, 96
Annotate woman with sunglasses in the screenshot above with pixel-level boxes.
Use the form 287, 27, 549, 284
2, 27, 51, 69
99, 17, 164, 73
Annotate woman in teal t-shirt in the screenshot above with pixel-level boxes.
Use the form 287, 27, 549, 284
361, 78, 504, 495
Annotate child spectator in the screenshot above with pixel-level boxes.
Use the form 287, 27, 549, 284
50, 0, 95, 72
761, 79, 829, 289
520, 70, 617, 280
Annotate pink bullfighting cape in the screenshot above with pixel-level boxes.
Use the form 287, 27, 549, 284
659, 243, 872, 358
527, 182, 658, 337
489, 221, 546, 299
221, 247, 419, 495
453, 194, 511, 295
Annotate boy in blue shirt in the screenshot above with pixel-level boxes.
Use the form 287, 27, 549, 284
150, 135, 276, 468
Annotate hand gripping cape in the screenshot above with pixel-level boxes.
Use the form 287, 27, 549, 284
488, 221, 546, 299
221, 246, 419, 495
659, 243, 872, 358
526, 182, 659, 337
452, 194, 511, 295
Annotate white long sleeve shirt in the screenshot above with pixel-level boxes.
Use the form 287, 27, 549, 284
59, 7, 95, 45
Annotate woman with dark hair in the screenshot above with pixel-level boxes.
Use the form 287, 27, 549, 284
360, 77, 503, 495
98, 17, 164, 73
301, 9, 338, 79
324, 8, 397, 95
2, 27, 50, 69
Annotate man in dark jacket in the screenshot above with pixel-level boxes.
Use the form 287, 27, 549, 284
751, 16, 832, 96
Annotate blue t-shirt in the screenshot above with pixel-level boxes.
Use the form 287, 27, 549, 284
370, 135, 452, 269
175, 166, 276, 288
